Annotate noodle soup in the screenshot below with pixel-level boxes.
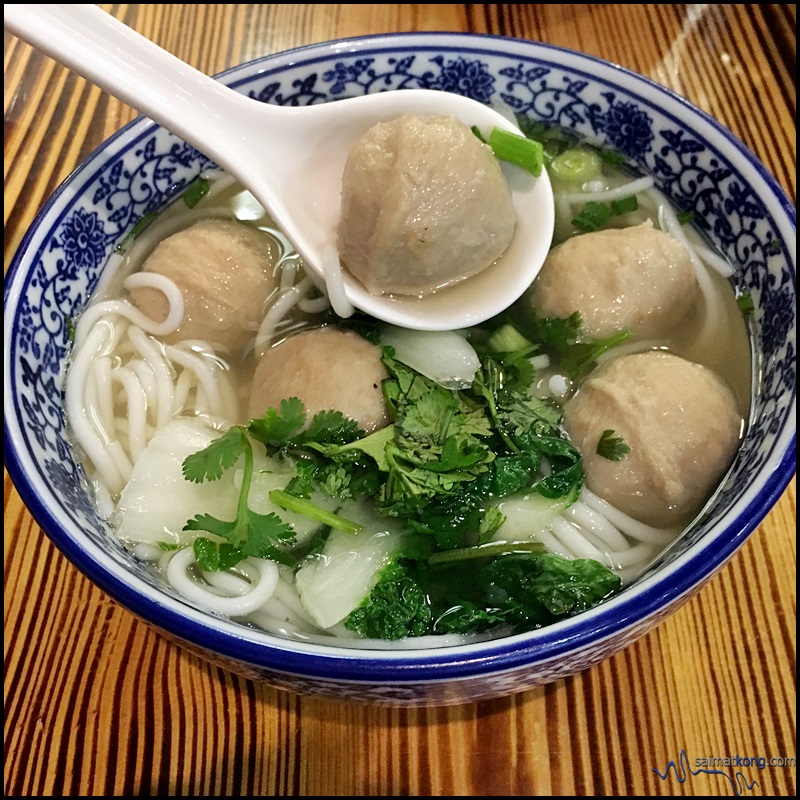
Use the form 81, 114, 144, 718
63, 129, 752, 646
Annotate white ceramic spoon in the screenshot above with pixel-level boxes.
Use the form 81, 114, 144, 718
4, 4, 554, 330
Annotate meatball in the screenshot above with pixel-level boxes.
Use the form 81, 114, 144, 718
338, 113, 516, 297
247, 326, 390, 433
527, 222, 698, 338
563, 351, 742, 528
130, 218, 278, 353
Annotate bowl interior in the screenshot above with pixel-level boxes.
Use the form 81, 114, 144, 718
4, 34, 796, 681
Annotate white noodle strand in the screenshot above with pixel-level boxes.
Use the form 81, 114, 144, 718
164, 344, 227, 417
110, 367, 149, 460
563, 501, 630, 551
559, 175, 655, 205
127, 326, 176, 428
65, 323, 128, 495
322, 243, 354, 319
165, 549, 279, 617
74, 275, 184, 347
686, 236, 736, 277
579, 487, 679, 545
253, 276, 314, 356
550, 517, 607, 560
651, 187, 723, 343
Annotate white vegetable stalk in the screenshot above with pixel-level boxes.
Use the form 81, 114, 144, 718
380, 325, 480, 389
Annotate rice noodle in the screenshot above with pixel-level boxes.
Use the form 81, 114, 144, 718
649, 186, 723, 345
67, 305, 238, 499
165, 548, 279, 617
579, 487, 680, 546
254, 275, 314, 356
558, 175, 655, 205
322, 243, 355, 319
66, 322, 129, 496
74, 273, 184, 346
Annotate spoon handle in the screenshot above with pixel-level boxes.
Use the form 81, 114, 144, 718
4, 4, 258, 174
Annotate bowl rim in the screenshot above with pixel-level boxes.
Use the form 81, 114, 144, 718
4, 32, 797, 683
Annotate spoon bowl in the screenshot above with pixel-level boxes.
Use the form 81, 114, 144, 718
4, 3, 554, 330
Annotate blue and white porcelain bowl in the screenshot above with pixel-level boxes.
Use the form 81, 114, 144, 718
4, 34, 796, 706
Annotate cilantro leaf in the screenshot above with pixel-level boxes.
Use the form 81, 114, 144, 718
193, 537, 244, 572
299, 409, 362, 445
180, 426, 297, 571
184, 512, 239, 539
240, 508, 296, 564
182, 426, 248, 483
248, 399, 364, 455
596, 429, 631, 461
247, 397, 307, 446
522, 311, 632, 379
572, 196, 638, 232
185, 507, 296, 570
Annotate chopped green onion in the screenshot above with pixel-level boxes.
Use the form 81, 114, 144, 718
596, 147, 625, 168
488, 128, 544, 176
487, 322, 535, 354
182, 176, 210, 208
428, 540, 545, 564
471, 125, 487, 143
676, 210, 695, 225
572, 195, 639, 233
736, 292, 755, 316
768, 239, 783, 255
572, 201, 614, 232
115, 210, 158, 253
268, 489, 363, 534
610, 195, 639, 215
65, 315, 76, 343
549, 148, 603, 184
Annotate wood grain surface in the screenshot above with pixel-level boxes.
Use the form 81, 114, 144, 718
4, 4, 796, 796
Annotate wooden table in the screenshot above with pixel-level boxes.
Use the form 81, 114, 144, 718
4, 5, 796, 796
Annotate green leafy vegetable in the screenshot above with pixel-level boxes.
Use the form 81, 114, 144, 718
345, 560, 433, 640
610, 195, 638, 215
175, 316, 628, 638
248, 397, 362, 451
428, 540, 544, 564
183, 426, 249, 483
596, 429, 631, 461
595, 146, 626, 168
572, 201, 613, 232
65, 315, 76, 343
431, 552, 622, 635
480, 553, 622, 624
